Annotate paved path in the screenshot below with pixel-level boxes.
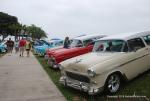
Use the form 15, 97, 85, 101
0, 52, 66, 101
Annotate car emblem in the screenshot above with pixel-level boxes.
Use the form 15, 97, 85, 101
75, 59, 82, 63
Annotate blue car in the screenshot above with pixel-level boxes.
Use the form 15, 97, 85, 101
0, 41, 7, 53
33, 40, 49, 54
36, 39, 63, 56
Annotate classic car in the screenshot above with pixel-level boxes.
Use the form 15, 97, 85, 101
33, 40, 55, 55
59, 31, 150, 95
33, 40, 47, 54
0, 41, 7, 53
36, 39, 63, 56
44, 46, 63, 61
47, 34, 106, 68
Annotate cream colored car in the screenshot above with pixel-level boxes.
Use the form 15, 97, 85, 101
59, 31, 150, 95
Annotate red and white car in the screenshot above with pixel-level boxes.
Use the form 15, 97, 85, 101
46, 34, 106, 69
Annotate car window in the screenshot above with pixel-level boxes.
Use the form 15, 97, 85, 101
123, 42, 128, 52
49, 42, 53, 46
83, 39, 94, 46
55, 41, 63, 46
93, 40, 125, 52
70, 39, 83, 47
127, 38, 145, 51
143, 35, 150, 45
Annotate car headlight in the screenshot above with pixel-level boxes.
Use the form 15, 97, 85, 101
87, 68, 96, 77
51, 56, 55, 61
59, 64, 64, 70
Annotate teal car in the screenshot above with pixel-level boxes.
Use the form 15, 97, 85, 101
0, 41, 7, 53
36, 39, 63, 56
33, 40, 47, 54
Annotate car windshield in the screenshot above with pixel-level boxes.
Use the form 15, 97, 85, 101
70, 39, 83, 48
93, 40, 126, 52
41, 40, 51, 46
49, 41, 63, 46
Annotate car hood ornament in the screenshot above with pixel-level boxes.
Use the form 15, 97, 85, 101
75, 58, 82, 64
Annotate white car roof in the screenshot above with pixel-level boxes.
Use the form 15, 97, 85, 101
74, 34, 106, 41
99, 31, 150, 41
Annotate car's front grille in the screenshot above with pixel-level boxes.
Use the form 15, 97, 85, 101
66, 71, 90, 83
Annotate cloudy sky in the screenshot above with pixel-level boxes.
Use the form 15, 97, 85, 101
0, 0, 150, 39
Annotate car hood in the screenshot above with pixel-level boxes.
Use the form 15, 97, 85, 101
49, 47, 79, 56
61, 52, 125, 73
46, 46, 63, 54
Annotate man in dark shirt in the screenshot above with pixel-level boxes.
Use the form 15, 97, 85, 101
63, 37, 70, 48
6, 38, 14, 54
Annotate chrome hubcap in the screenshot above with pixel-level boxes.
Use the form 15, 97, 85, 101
107, 74, 120, 93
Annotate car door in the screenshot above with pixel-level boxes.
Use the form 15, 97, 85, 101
73, 40, 87, 56
123, 38, 149, 79
82, 39, 94, 52
143, 35, 150, 67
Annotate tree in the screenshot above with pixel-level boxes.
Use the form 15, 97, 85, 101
26, 24, 47, 39
0, 12, 21, 40
0, 12, 47, 40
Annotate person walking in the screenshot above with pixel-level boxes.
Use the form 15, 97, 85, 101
19, 38, 26, 57
63, 36, 70, 48
10, 39, 14, 53
25, 39, 31, 57
15, 40, 19, 53
6, 38, 14, 55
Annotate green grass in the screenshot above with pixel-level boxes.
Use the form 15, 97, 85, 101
35, 55, 150, 101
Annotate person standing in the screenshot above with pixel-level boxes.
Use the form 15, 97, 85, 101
15, 40, 19, 53
10, 39, 14, 53
63, 37, 70, 48
25, 39, 31, 57
6, 38, 12, 53
19, 38, 26, 57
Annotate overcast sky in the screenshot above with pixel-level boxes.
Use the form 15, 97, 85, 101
0, 0, 150, 39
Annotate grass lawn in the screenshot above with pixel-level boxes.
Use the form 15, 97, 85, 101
35, 55, 150, 101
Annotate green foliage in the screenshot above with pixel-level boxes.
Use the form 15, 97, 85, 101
26, 24, 47, 39
0, 12, 47, 40
0, 12, 20, 35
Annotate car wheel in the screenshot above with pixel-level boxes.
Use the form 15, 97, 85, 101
105, 73, 120, 94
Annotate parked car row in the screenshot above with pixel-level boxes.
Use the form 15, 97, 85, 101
33, 39, 63, 56
34, 31, 150, 95
46, 34, 106, 68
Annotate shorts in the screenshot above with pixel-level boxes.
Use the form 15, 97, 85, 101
20, 47, 25, 52
26, 49, 30, 51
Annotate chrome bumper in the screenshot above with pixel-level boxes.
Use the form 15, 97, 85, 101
59, 76, 103, 95
47, 59, 60, 69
